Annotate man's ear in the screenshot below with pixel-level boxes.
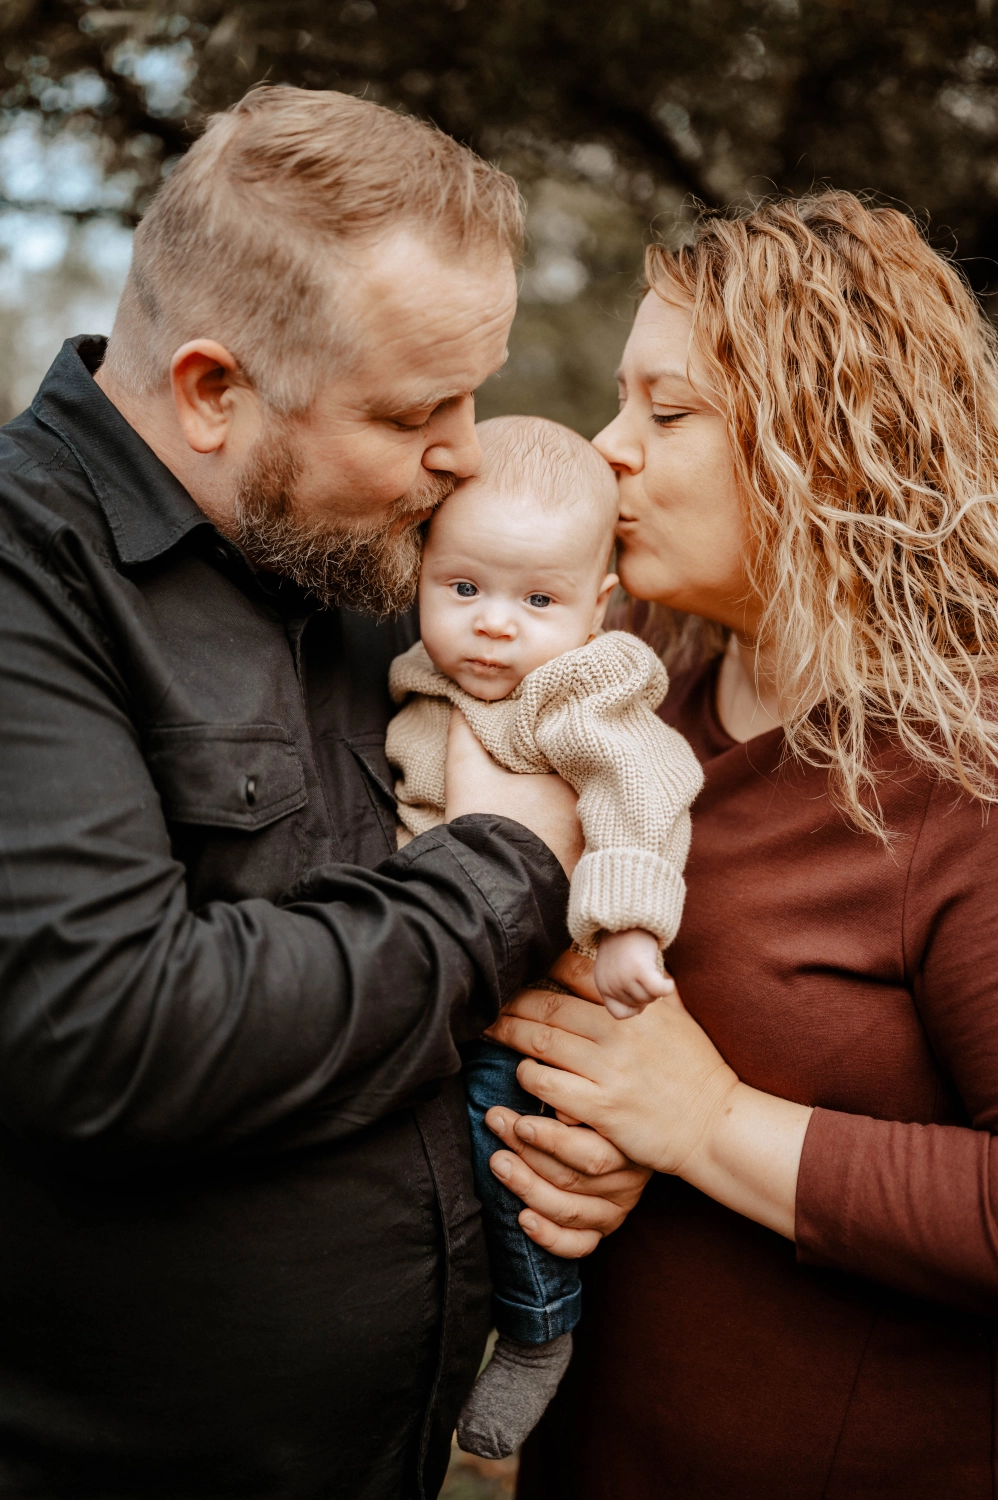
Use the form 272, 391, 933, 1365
591, 571, 619, 634
170, 341, 247, 455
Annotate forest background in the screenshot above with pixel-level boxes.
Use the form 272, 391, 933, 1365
2, 1, 997, 1494
4, 0, 998, 436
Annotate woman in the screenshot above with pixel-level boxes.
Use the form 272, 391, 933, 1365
476, 190, 998, 1497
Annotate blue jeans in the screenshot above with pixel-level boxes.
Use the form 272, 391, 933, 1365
464, 1038, 582, 1344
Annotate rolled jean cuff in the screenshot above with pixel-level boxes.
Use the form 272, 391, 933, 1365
492, 1285, 582, 1344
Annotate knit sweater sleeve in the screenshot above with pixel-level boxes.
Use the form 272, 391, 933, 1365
384, 692, 451, 837
512, 633, 704, 956
386, 633, 704, 953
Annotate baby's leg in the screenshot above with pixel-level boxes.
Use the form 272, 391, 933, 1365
460, 1038, 579, 1458
464, 1039, 582, 1341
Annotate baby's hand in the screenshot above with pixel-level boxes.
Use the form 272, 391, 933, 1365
594, 929, 675, 1019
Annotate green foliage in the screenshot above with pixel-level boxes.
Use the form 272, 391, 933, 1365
5, 0, 998, 429
5, 2, 998, 267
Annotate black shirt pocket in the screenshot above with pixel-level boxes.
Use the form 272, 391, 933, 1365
145, 724, 307, 831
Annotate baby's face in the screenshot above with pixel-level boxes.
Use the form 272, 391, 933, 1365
419, 481, 617, 701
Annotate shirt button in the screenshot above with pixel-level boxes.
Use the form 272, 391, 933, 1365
214, 545, 229, 564
244, 776, 257, 807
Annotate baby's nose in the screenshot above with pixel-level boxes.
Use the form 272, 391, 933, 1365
475, 608, 516, 639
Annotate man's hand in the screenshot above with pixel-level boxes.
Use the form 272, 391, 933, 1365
445, 708, 584, 876
482, 1105, 651, 1258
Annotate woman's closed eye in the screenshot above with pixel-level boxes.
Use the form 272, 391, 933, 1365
526, 593, 553, 608
652, 409, 693, 427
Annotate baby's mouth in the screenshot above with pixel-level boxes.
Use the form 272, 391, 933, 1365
466, 657, 511, 673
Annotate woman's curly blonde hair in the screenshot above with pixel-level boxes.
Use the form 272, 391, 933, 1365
642, 189, 998, 837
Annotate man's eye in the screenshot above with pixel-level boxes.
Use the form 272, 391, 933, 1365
454, 581, 478, 598
526, 593, 552, 608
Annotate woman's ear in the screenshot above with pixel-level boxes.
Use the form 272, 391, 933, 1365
170, 341, 249, 455
591, 572, 620, 634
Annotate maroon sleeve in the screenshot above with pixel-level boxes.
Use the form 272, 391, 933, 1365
795, 780, 998, 1315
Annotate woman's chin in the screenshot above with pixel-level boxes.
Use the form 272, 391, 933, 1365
617, 551, 679, 606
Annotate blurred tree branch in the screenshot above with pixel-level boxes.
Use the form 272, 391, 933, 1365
3, 0, 998, 293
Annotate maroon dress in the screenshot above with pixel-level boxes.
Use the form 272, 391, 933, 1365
518, 655, 998, 1500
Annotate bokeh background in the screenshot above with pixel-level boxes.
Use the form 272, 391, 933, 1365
6, 1, 998, 436
3, 1, 998, 1491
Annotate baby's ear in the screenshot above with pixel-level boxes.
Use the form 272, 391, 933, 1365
591, 572, 619, 633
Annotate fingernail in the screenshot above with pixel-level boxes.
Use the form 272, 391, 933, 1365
492, 1157, 512, 1180
518, 1122, 536, 1143
521, 1213, 538, 1233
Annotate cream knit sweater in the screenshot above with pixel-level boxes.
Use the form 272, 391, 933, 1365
385, 631, 704, 957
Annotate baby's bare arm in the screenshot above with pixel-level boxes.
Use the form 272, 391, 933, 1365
594, 928, 675, 1019
444, 709, 584, 875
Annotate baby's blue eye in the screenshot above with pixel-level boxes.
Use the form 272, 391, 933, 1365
454, 581, 478, 598
527, 593, 552, 608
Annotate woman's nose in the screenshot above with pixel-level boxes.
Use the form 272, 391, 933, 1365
593, 408, 643, 475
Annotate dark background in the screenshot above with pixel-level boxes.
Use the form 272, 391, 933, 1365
3, 0, 998, 432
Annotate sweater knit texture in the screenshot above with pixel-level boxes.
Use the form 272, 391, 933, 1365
385, 631, 704, 955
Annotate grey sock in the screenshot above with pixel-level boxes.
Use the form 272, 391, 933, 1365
456, 1332, 573, 1460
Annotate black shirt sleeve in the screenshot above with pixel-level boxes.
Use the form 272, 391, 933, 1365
0, 533, 569, 1156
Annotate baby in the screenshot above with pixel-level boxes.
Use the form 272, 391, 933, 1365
385, 415, 703, 1459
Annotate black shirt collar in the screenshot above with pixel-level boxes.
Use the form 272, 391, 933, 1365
31, 336, 210, 566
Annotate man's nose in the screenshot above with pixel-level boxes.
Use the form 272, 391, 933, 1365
422, 394, 480, 478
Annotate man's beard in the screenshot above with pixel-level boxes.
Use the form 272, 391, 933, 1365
231, 419, 456, 616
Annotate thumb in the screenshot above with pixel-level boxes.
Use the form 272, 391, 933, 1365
548, 948, 601, 1002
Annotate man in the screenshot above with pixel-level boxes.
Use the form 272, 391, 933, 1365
0, 85, 642, 1500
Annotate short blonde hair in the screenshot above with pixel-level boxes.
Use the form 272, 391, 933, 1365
473, 415, 618, 549
103, 85, 523, 412
643, 190, 998, 836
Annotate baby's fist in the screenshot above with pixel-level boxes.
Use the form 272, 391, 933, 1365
594, 929, 675, 1019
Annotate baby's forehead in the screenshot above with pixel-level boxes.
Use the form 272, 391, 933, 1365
432, 472, 613, 547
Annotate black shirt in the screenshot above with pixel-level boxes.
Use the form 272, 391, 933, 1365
0, 338, 569, 1499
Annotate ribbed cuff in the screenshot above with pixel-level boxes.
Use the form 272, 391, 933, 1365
567, 847, 686, 953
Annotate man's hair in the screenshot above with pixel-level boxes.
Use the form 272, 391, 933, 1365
641, 189, 998, 836
102, 85, 523, 413
473, 415, 618, 552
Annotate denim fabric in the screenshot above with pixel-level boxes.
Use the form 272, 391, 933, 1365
465, 1038, 582, 1344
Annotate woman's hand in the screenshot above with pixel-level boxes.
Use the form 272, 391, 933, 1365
445, 709, 584, 876
487, 982, 736, 1178
483, 1106, 651, 1258
486, 975, 813, 1241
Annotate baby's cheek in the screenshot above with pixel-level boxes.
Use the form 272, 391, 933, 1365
418, 596, 460, 670
520, 615, 592, 674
